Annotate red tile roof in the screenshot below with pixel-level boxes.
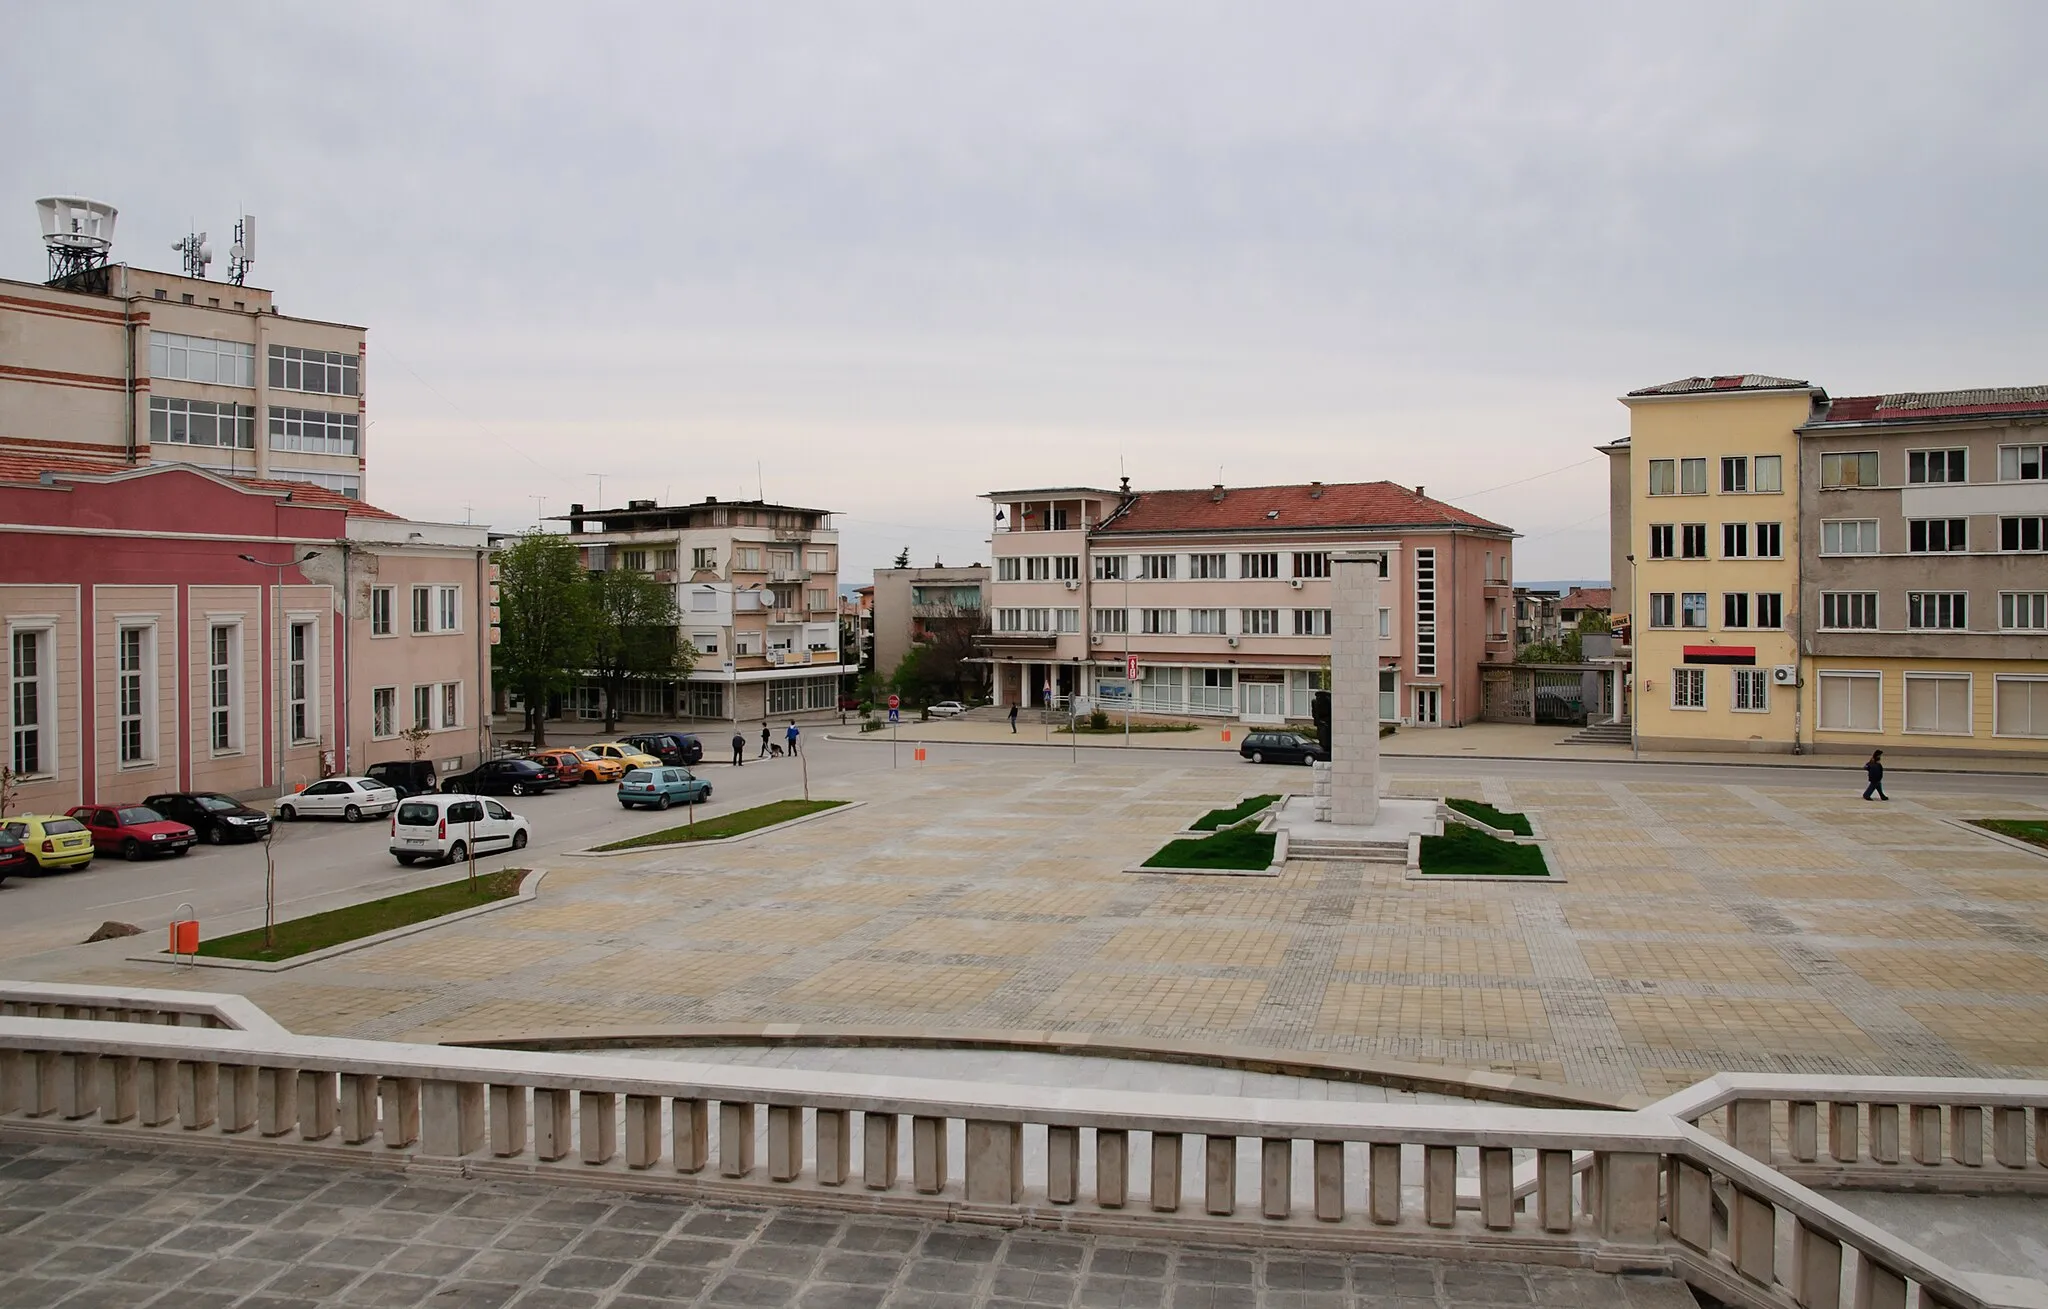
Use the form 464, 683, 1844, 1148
1559, 586, 1612, 611
1627, 375, 1811, 397
1806, 385, 2048, 427
0, 452, 401, 520
1096, 481, 1510, 535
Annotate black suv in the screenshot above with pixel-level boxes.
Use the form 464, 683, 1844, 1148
441, 757, 564, 796
1238, 731, 1328, 766
623, 732, 703, 766
142, 792, 275, 844
366, 760, 441, 798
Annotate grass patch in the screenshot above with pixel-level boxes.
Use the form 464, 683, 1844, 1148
1419, 824, 1548, 877
1444, 797, 1533, 836
1970, 819, 2048, 851
593, 799, 847, 851
1056, 721, 1203, 734
1192, 794, 1280, 831
1142, 825, 1278, 871
189, 868, 528, 962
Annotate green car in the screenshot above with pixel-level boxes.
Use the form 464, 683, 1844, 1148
618, 767, 713, 811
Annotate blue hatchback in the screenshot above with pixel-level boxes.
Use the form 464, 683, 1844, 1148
618, 767, 713, 811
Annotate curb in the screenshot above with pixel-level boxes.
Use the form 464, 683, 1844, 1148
1937, 816, 2048, 862
577, 801, 863, 858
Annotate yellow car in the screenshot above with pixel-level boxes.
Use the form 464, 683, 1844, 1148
2, 814, 96, 871
586, 742, 661, 771
531, 747, 625, 784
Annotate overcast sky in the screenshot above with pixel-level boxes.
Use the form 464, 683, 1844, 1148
7, 2, 2046, 582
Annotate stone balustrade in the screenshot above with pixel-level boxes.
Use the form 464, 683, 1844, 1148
0, 981, 283, 1033
4, 1007, 2046, 1309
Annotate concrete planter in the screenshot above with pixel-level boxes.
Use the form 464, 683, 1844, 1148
577, 800, 865, 857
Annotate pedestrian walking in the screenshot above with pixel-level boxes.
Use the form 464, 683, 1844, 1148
759, 724, 771, 758
1007, 704, 1018, 733
730, 731, 746, 767
786, 720, 801, 756
1862, 749, 1888, 801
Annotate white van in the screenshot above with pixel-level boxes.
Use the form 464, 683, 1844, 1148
390, 794, 530, 866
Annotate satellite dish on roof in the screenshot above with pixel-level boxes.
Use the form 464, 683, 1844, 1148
35, 197, 118, 290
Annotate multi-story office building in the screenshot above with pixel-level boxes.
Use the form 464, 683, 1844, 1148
553, 498, 842, 723
869, 565, 989, 684
1607, 375, 2048, 755
979, 480, 1514, 726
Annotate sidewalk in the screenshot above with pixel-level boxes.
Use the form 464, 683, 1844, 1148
826, 716, 2048, 775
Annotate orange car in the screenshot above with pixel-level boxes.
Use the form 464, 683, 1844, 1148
530, 747, 625, 784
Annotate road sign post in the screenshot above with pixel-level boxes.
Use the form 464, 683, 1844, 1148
888, 695, 900, 768
1124, 656, 1140, 746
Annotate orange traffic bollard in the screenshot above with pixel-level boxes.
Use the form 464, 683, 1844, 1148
1221, 729, 1232, 743
913, 748, 926, 762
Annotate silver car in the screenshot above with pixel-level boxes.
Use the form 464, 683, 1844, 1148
277, 777, 400, 823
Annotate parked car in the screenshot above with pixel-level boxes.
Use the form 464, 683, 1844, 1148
622, 732, 704, 766
441, 757, 564, 796
143, 792, 273, 844
617, 766, 713, 811
389, 794, 530, 866
365, 760, 442, 798
0, 827, 29, 884
277, 777, 400, 823
926, 701, 967, 717
586, 742, 662, 771
1239, 731, 1328, 766
0, 815, 95, 871
64, 805, 197, 861
530, 747, 624, 784
839, 695, 861, 711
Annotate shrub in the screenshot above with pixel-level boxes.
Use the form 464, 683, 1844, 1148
1089, 710, 1109, 730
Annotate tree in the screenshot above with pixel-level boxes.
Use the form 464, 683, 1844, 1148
891, 618, 987, 703
892, 546, 912, 569
1516, 639, 1570, 665
0, 764, 19, 819
493, 533, 596, 747
587, 567, 694, 733
1561, 612, 1613, 663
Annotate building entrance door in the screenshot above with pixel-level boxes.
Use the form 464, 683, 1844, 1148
1241, 680, 1283, 720
1413, 687, 1440, 726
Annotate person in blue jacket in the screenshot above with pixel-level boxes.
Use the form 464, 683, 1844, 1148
1862, 749, 1887, 801
785, 721, 800, 757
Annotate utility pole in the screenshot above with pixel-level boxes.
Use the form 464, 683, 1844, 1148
239, 550, 318, 950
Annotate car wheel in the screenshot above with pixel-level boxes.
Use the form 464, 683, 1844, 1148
656, 794, 672, 811
510, 782, 528, 796
700, 786, 711, 800
395, 854, 416, 866
204, 826, 224, 845
446, 840, 468, 865
511, 830, 528, 850
279, 804, 297, 822
1250, 751, 1264, 764
344, 805, 362, 823
123, 839, 143, 862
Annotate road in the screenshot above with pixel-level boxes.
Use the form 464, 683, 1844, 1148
2, 734, 2040, 961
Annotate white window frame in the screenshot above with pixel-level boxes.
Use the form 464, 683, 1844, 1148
1648, 459, 1675, 496
1093, 608, 1127, 635
1754, 521, 1784, 559
1680, 524, 1708, 559
1378, 608, 1391, 640
436, 585, 461, 633
1720, 456, 1748, 494
1188, 554, 1227, 580
411, 684, 435, 732
1292, 609, 1331, 637
1997, 444, 2045, 482
1054, 556, 1081, 581
1680, 458, 1708, 495
370, 586, 393, 637
693, 547, 718, 570
1647, 524, 1674, 559
267, 406, 360, 455
1648, 593, 1675, 628
1141, 608, 1177, 635
1025, 556, 1051, 581
1821, 451, 1881, 488
1753, 455, 1783, 494
1908, 448, 1968, 484
1820, 592, 1879, 631
1241, 608, 1280, 636
267, 343, 360, 397
1908, 518, 1968, 553
1680, 592, 1707, 629
1189, 608, 1226, 635
1240, 552, 1280, 579
208, 621, 242, 755
1292, 551, 1330, 579
1754, 592, 1783, 630
440, 681, 461, 730
287, 616, 319, 744
8, 624, 55, 779
1731, 667, 1770, 714
1670, 667, 1706, 710
1817, 670, 1883, 733
1140, 554, 1177, 581
371, 686, 397, 739
411, 586, 431, 634
148, 397, 257, 450
1907, 591, 1969, 631
115, 622, 157, 767
1903, 672, 1973, 738
1992, 675, 2048, 739
149, 332, 256, 387
1093, 554, 1125, 582
1999, 516, 2047, 553
1999, 591, 2047, 631
1721, 522, 1749, 558
1821, 520, 1879, 555
1721, 592, 1750, 629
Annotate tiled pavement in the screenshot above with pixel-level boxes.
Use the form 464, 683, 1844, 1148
16, 757, 2048, 1099
0, 1140, 1701, 1309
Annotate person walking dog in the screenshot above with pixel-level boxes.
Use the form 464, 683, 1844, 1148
1862, 749, 1888, 801
760, 723, 771, 759
730, 731, 746, 767
786, 721, 801, 757
1008, 704, 1019, 733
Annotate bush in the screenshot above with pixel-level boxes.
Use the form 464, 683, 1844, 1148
1089, 710, 1109, 730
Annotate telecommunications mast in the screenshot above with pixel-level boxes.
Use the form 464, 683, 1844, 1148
228, 213, 255, 285
172, 226, 213, 279
35, 196, 118, 293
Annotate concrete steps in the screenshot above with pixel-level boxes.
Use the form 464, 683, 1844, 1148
1563, 717, 1632, 746
1286, 837, 1409, 863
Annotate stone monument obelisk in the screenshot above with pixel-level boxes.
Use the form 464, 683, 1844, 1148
1323, 549, 1382, 825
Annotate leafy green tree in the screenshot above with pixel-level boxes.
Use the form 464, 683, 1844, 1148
493, 533, 595, 747
1516, 639, 1570, 665
586, 566, 695, 734
890, 619, 986, 703
1562, 612, 1613, 663
892, 546, 912, 569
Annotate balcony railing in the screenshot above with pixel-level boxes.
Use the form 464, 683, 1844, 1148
910, 603, 983, 619
975, 632, 1059, 650
2, 983, 2043, 1309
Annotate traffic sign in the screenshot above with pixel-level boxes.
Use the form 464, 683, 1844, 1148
1126, 654, 1140, 680
888, 694, 900, 710
887, 707, 900, 724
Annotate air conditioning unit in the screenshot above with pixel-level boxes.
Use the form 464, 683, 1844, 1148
1226, 635, 1240, 647
1289, 578, 1304, 590
1064, 579, 1080, 591
1089, 634, 1103, 645
1771, 664, 1799, 686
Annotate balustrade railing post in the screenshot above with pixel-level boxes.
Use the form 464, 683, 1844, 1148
864, 1112, 900, 1191
1260, 1138, 1291, 1220
1595, 1152, 1661, 1244
965, 1120, 1024, 1205
1948, 1106, 1981, 1168
721, 1102, 758, 1178
912, 1115, 948, 1194
1852, 1259, 1907, 1309
674, 1098, 709, 1174
1728, 1098, 1771, 1161
1668, 1160, 1711, 1251
1423, 1145, 1457, 1227
339, 1074, 378, 1144
534, 1088, 572, 1161
1789, 1101, 1819, 1162
1537, 1150, 1573, 1233
257, 1067, 298, 1137
0, 1049, 18, 1114
1791, 1218, 1842, 1309
2037, 1108, 2048, 1167
222, 1065, 258, 1134
57, 1052, 100, 1120
1313, 1140, 1344, 1222
1203, 1136, 1236, 1216
1869, 1104, 1900, 1164
1097, 1129, 1129, 1208
421, 1080, 485, 1158
1367, 1143, 1399, 1224
489, 1085, 529, 1157
1478, 1148, 1514, 1231
1907, 1106, 1940, 1166
382, 1078, 420, 1148
179, 1061, 219, 1131
580, 1091, 619, 1166
141, 1059, 179, 1128
815, 1109, 851, 1186
1046, 1125, 1079, 1204
1829, 1102, 1860, 1162
1730, 1186, 1777, 1284
625, 1095, 662, 1169
767, 1106, 802, 1182
1150, 1133, 1183, 1212
1991, 1107, 2025, 1168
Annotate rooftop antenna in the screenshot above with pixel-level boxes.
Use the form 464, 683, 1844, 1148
227, 213, 255, 286
589, 472, 607, 508
172, 224, 212, 279
530, 494, 546, 529
35, 197, 118, 293
756, 461, 764, 502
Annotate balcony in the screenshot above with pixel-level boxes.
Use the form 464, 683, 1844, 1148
769, 569, 811, 583
976, 631, 1059, 651
911, 603, 983, 619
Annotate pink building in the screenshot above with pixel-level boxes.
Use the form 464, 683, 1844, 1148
979, 480, 1514, 726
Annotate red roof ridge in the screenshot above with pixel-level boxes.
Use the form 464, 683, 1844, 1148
1094, 478, 1511, 535
0, 452, 403, 520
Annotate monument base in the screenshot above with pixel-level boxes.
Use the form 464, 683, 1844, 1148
1273, 792, 1438, 862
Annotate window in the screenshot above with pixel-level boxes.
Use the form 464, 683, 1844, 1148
997, 608, 1053, 633
2000, 592, 2047, 630
689, 589, 717, 612
1292, 551, 1330, 578
1189, 554, 1227, 580
117, 626, 149, 764
686, 684, 724, 718
1240, 552, 1279, 579
1189, 668, 1235, 713
371, 687, 396, 738
1909, 519, 1967, 552
690, 631, 718, 655
1141, 608, 1177, 635
1755, 593, 1783, 629
440, 682, 460, 729
1905, 675, 1971, 736
1821, 592, 1879, 629
1821, 520, 1879, 555
1821, 451, 1880, 488
1648, 459, 1676, 496
1753, 455, 1782, 493
1190, 608, 1227, 635
620, 549, 649, 571
1648, 525, 1674, 559
1139, 665, 1183, 712
1908, 592, 1968, 630
1671, 668, 1705, 709
1140, 555, 1177, 580
10, 630, 45, 774
1994, 677, 2048, 737
1680, 524, 1707, 558
806, 588, 830, 612
267, 344, 359, 396
1054, 556, 1081, 581
1241, 609, 1280, 635
1680, 593, 1707, 628
805, 549, 831, 571
651, 548, 677, 572
266, 468, 360, 497
1999, 444, 2045, 481
412, 685, 434, 731
1288, 669, 1326, 717
267, 406, 359, 455
371, 587, 392, 636
1093, 608, 1127, 634
1379, 608, 1391, 639
1049, 507, 1071, 531
1720, 457, 1748, 494
1733, 668, 1769, 713
1818, 672, 1882, 732
1721, 522, 1748, 558
288, 620, 314, 742
1906, 449, 1967, 484
1680, 458, 1707, 495
436, 586, 460, 632
997, 557, 1021, 582
208, 624, 236, 752
1722, 593, 1750, 629
1648, 593, 1675, 628
1055, 609, 1081, 633
1292, 609, 1331, 636
1754, 522, 1783, 558
1999, 517, 2046, 552
737, 547, 764, 571
1093, 554, 1125, 581
1413, 549, 1437, 677
693, 547, 717, 570
149, 332, 256, 386
148, 397, 256, 449
411, 586, 431, 634
1025, 557, 1051, 581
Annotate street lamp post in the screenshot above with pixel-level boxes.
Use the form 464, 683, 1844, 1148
239, 551, 319, 949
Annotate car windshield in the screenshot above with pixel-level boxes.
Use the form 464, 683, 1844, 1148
622, 770, 652, 784
396, 802, 440, 826
576, 750, 602, 762
45, 818, 86, 835
195, 795, 240, 812
117, 807, 164, 825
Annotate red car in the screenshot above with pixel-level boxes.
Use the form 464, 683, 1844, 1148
0, 827, 27, 883
65, 804, 198, 861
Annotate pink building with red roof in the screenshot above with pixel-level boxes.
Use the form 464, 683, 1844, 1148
979, 479, 1515, 727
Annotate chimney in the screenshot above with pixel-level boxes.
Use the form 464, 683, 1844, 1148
1309, 480, 1323, 499
568, 502, 585, 534
1118, 475, 1130, 496
1415, 485, 1425, 498
1210, 483, 1225, 503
